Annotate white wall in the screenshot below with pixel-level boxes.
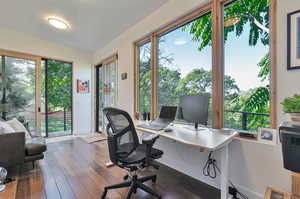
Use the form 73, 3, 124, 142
0, 27, 93, 134
277, 0, 300, 122
92, 0, 296, 198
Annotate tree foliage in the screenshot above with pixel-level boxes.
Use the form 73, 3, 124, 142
42, 60, 72, 111
1, 58, 35, 119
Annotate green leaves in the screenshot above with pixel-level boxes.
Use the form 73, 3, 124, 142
184, 0, 270, 51
258, 52, 270, 81
43, 60, 72, 111
281, 94, 300, 113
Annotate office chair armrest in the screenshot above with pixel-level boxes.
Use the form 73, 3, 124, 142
142, 134, 160, 145
142, 134, 160, 169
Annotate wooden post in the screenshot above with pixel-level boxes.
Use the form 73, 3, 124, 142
212, 0, 224, 129
292, 172, 300, 199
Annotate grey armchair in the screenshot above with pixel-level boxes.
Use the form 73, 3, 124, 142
0, 132, 25, 168
0, 132, 46, 170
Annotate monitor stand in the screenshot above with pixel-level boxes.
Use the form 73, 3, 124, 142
184, 123, 207, 132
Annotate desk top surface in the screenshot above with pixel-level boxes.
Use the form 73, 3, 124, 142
135, 122, 238, 151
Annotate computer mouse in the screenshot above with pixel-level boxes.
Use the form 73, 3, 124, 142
164, 128, 173, 132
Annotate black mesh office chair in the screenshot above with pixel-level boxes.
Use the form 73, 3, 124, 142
102, 107, 163, 199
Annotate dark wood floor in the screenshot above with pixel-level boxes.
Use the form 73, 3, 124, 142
15, 138, 220, 199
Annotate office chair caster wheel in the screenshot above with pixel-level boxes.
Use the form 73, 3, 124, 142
101, 189, 107, 199
123, 175, 129, 180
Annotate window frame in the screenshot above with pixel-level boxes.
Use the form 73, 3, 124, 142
133, 0, 277, 129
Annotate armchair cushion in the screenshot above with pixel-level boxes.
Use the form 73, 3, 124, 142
25, 143, 47, 156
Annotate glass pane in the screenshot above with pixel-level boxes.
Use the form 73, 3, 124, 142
138, 42, 151, 114
41, 60, 72, 137
98, 66, 104, 128
2, 56, 36, 130
157, 12, 213, 126
98, 60, 118, 131
41, 60, 46, 136
223, 0, 270, 130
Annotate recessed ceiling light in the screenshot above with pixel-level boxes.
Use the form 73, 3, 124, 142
47, 17, 70, 30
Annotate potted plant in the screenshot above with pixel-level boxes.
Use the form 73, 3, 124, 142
281, 94, 300, 125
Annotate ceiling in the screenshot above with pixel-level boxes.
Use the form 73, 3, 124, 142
0, 0, 169, 52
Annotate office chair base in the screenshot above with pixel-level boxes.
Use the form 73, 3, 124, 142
101, 174, 161, 199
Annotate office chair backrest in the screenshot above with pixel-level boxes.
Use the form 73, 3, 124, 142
103, 107, 139, 165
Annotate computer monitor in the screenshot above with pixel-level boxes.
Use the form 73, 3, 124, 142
179, 94, 210, 131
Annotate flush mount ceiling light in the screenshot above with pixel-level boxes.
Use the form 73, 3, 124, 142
47, 17, 70, 30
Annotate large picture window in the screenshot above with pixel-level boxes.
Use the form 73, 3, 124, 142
134, 0, 276, 130
157, 12, 213, 124
137, 42, 151, 114
223, 0, 270, 130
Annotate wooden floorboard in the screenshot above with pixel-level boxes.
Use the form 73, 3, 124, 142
14, 138, 220, 199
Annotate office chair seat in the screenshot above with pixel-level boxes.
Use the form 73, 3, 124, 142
119, 144, 163, 165
137, 144, 163, 159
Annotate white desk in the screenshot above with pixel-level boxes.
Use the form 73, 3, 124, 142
135, 122, 238, 199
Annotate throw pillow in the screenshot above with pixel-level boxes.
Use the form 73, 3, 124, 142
0, 121, 16, 133
6, 118, 31, 139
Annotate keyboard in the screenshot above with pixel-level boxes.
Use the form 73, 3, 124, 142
137, 124, 165, 131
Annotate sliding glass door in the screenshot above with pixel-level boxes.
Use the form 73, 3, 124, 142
0, 53, 41, 132
41, 59, 73, 137
96, 59, 118, 132
0, 52, 73, 137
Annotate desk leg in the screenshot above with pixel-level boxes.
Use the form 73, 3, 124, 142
220, 145, 229, 199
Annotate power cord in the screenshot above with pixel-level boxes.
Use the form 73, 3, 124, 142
202, 152, 220, 179
229, 181, 249, 199
202, 152, 249, 199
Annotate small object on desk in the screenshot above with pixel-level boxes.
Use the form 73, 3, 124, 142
147, 112, 151, 121
239, 132, 256, 139
142, 112, 147, 121
134, 112, 140, 120
164, 128, 173, 133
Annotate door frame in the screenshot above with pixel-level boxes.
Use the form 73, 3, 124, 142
42, 58, 74, 137
95, 64, 102, 133
0, 49, 42, 130
94, 53, 118, 133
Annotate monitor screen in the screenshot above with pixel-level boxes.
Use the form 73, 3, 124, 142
159, 106, 178, 121
179, 94, 210, 126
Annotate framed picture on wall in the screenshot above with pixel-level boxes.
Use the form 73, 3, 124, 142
77, 79, 90, 93
287, 9, 300, 70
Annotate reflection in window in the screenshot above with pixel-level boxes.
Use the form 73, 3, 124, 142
157, 12, 212, 125
223, 0, 270, 130
138, 42, 151, 114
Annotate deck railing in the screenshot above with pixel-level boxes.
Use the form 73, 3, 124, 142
225, 110, 270, 130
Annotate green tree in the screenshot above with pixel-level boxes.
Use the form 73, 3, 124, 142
1, 58, 35, 120
42, 60, 72, 112
157, 66, 181, 108
175, 68, 239, 100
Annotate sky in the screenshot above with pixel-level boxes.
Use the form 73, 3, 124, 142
158, 21, 269, 92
